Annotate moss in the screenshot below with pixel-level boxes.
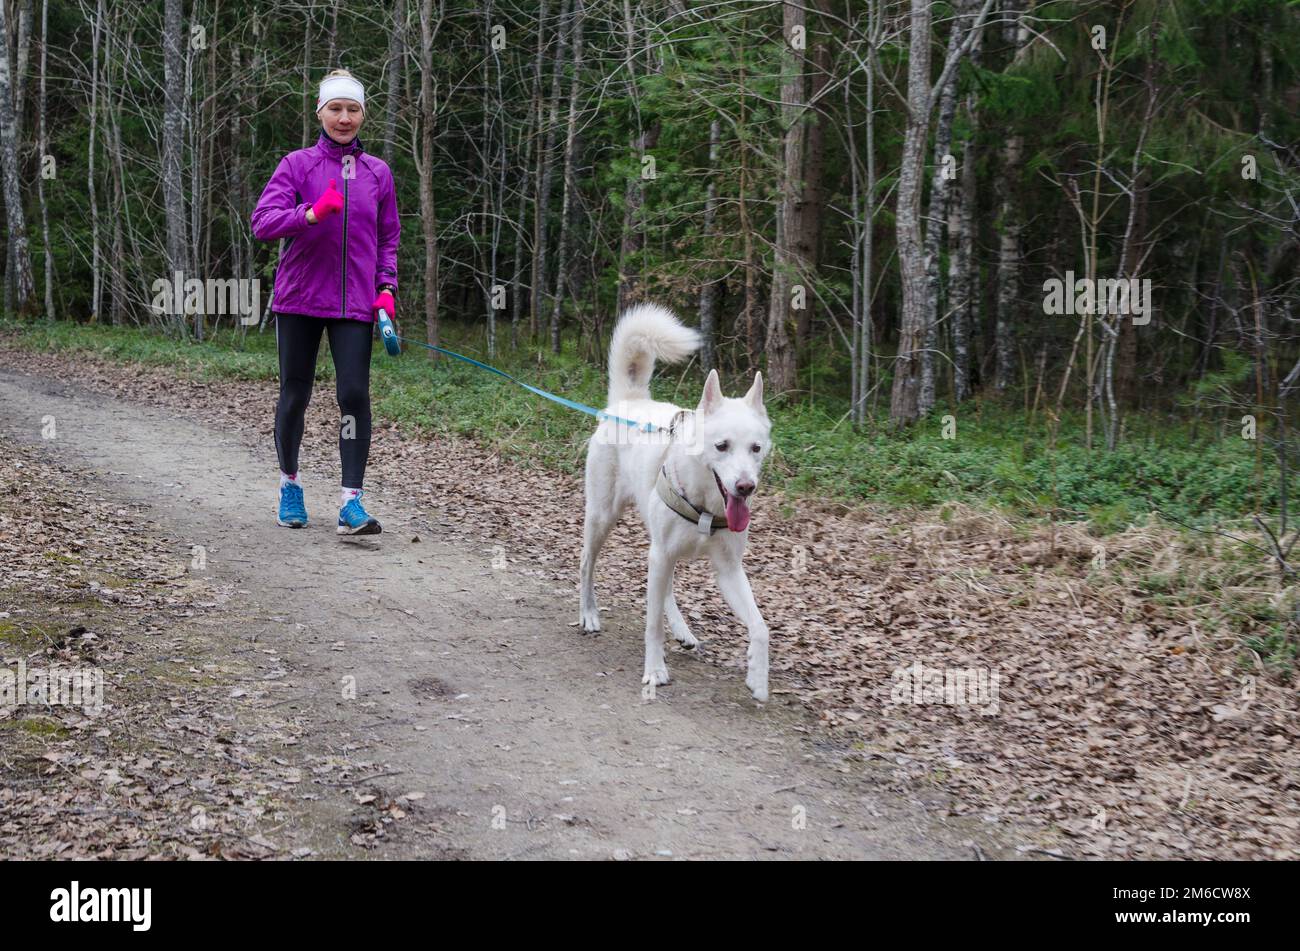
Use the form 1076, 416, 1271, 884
0, 717, 68, 738
0, 619, 59, 651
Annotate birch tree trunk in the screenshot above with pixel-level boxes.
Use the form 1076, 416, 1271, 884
87, 0, 104, 322
532, 0, 571, 341
326, 0, 340, 68
850, 0, 879, 428
889, 0, 934, 424
162, 0, 187, 333
892, 0, 993, 421
765, 0, 807, 396
698, 117, 721, 373
737, 26, 759, 373
549, 0, 585, 354
37, 0, 53, 319
948, 8, 983, 403
793, 0, 831, 359
228, 42, 246, 295
13, 0, 31, 131
484, 0, 509, 359
419, 0, 440, 355
108, 16, 127, 326
993, 4, 1029, 391
511, 0, 547, 350
993, 133, 1022, 392
110, 6, 145, 318
919, 7, 968, 413
0, 0, 35, 315
3, 0, 33, 313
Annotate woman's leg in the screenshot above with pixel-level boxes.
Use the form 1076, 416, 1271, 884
325, 317, 374, 490
274, 313, 325, 477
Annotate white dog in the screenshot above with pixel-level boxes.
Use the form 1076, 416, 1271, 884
579, 303, 773, 701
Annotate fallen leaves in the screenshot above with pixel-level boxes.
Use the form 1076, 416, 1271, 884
2, 341, 1297, 860
0, 441, 321, 860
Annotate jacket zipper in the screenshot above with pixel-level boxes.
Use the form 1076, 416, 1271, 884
341, 163, 349, 319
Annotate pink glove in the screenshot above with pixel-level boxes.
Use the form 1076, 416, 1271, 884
311, 179, 344, 222
372, 290, 396, 322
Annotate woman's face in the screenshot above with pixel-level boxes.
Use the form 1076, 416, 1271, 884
319, 99, 363, 144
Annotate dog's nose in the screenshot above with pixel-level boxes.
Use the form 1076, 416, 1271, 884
734, 480, 755, 498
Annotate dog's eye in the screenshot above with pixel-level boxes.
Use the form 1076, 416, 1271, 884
714, 441, 730, 452
751, 443, 762, 454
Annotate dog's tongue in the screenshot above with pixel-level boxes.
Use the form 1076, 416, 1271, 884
724, 492, 751, 532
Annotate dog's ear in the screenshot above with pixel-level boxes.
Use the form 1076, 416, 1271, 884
744, 371, 766, 415
698, 369, 723, 415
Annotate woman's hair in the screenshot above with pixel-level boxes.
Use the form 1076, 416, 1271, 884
324, 68, 356, 81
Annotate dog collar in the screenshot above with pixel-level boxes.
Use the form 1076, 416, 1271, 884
656, 465, 730, 535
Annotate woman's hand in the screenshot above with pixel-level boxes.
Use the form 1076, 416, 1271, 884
372, 290, 397, 334
309, 179, 345, 224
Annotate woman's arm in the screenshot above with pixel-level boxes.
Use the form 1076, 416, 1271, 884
375, 165, 400, 292
251, 156, 313, 242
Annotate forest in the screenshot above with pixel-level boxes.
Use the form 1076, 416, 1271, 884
1, 0, 1298, 491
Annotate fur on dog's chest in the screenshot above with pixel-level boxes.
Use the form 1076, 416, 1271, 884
663, 527, 718, 561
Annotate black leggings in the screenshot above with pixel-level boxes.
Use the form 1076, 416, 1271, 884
274, 312, 373, 488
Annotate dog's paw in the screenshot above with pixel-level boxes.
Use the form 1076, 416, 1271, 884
579, 607, 601, 634
746, 673, 769, 703
671, 624, 698, 650
642, 664, 671, 687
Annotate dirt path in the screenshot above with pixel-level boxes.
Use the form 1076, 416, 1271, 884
0, 366, 1024, 860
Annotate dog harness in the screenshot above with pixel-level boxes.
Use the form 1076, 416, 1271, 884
656, 464, 730, 535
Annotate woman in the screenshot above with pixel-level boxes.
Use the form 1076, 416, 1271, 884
251, 69, 400, 536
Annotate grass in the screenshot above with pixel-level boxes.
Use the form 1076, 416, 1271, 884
0, 315, 1278, 528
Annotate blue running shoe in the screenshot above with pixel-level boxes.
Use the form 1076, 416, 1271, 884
278, 482, 308, 528
338, 492, 381, 536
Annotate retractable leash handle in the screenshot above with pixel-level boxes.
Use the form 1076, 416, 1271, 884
377, 307, 401, 356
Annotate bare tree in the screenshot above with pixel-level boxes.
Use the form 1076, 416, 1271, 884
418, 0, 441, 355
918, 2, 973, 413
549, 0, 585, 353
847, 2, 881, 429
948, 4, 984, 403
994, 4, 1030, 393
615, 0, 666, 315
532, 0, 571, 341
698, 117, 721, 373
765, 0, 809, 396
382, 0, 405, 166
37, 0, 53, 319
891, 0, 993, 423
511, 0, 548, 350
162, 0, 188, 332
0, 0, 35, 315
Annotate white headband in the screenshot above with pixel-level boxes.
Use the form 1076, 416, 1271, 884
316, 75, 364, 112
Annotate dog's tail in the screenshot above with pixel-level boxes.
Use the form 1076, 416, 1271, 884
606, 303, 701, 405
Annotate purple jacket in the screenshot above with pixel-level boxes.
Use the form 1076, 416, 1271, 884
251, 132, 400, 322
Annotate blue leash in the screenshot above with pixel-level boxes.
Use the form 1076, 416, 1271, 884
379, 313, 665, 434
